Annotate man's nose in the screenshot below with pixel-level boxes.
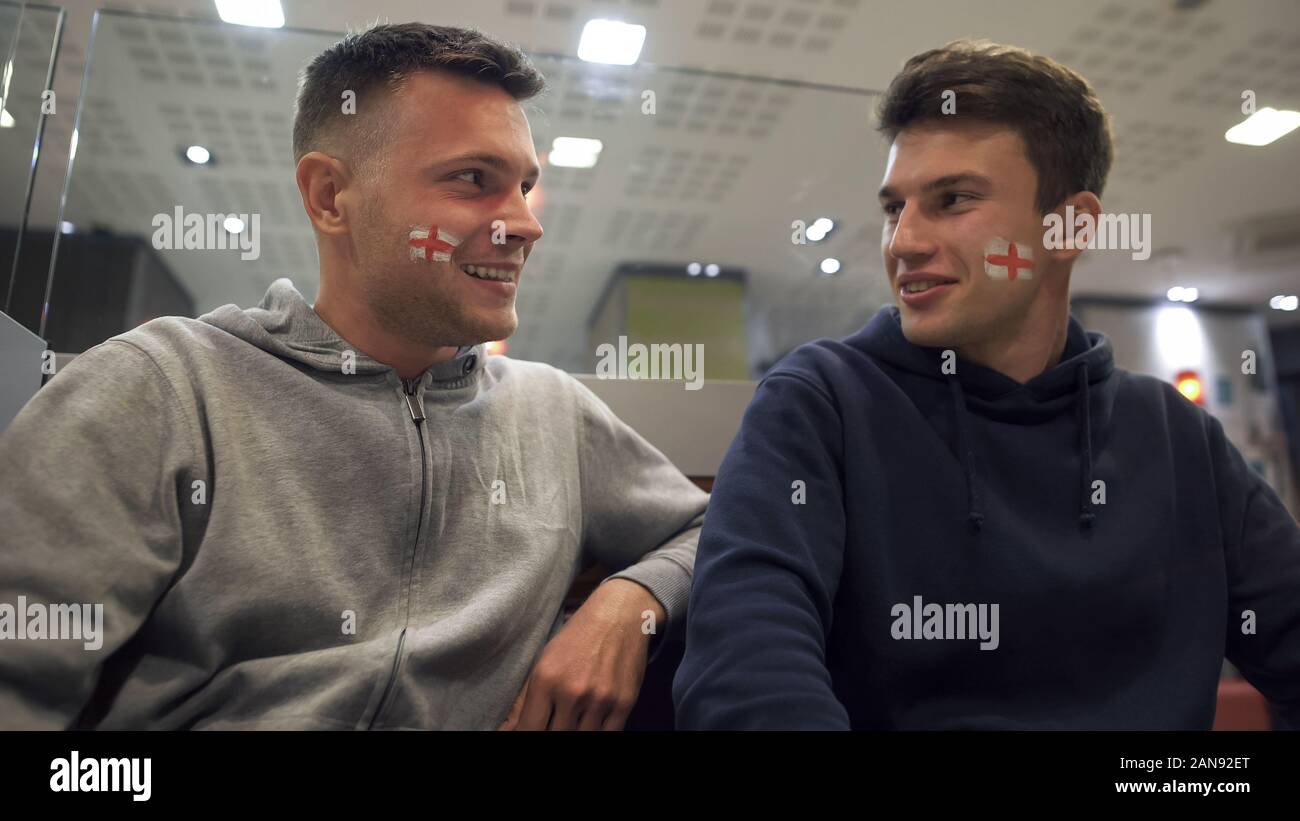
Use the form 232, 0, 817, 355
886, 204, 936, 263
497, 191, 543, 246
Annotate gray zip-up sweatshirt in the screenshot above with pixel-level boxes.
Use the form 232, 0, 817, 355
0, 278, 708, 729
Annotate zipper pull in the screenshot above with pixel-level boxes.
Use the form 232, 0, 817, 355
402, 378, 425, 424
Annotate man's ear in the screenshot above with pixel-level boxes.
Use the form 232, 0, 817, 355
1040, 191, 1101, 266
295, 151, 355, 237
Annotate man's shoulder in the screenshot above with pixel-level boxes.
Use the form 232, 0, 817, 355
88, 315, 238, 367
1107, 365, 1219, 438
1111, 366, 1205, 412
51, 316, 224, 381
484, 352, 568, 378
761, 335, 887, 403
484, 353, 584, 397
49, 316, 277, 416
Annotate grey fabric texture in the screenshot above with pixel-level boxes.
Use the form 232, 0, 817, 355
0, 279, 707, 729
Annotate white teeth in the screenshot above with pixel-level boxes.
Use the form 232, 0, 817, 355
903, 281, 947, 293
462, 265, 513, 282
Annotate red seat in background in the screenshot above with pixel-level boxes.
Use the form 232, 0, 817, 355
1214, 678, 1272, 730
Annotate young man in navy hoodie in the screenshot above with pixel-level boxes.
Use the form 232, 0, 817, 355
673, 40, 1300, 730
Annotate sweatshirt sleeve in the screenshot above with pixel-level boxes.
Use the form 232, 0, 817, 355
0, 340, 197, 729
672, 372, 851, 729
571, 376, 709, 644
1214, 417, 1300, 729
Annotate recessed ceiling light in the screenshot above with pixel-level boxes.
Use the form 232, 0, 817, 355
704, 263, 720, 277
806, 217, 834, 242
549, 136, 602, 168
223, 216, 245, 233
1270, 294, 1298, 311
820, 258, 841, 275
577, 19, 646, 65
185, 145, 211, 164
686, 262, 702, 276
214, 0, 285, 29
1225, 107, 1300, 146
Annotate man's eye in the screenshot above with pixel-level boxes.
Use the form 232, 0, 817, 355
522, 182, 534, 197
882, 203, 901, 217
944, 192, 975, 207
454, 169, 484, 186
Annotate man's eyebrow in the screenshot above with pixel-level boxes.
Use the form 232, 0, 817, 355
878, 173, 993, 201
436, 153, 541, 180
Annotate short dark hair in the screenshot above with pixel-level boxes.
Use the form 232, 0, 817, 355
292, 22, 546, 167
875, 39, 1113, 215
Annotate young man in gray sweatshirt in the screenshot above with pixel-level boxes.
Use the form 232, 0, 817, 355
0, 23, 707, 730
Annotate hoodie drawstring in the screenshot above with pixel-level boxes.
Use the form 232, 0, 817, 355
947, 380, 985, 534
947, 364, 1097, 535
1076, 363, 1096, 531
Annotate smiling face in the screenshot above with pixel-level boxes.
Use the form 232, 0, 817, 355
341, 70, 543, 347
878, 121, 1048, 351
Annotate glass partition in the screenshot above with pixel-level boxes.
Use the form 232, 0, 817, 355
0, 0, 64, 321
44, 10, 887, 375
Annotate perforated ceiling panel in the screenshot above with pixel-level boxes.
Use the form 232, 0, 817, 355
16, 0, 1300, 371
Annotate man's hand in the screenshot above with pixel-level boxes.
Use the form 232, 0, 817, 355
498, 578, 665, 731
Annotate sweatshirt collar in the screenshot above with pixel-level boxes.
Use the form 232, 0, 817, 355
420, 344, 485, 387
851, 305, 1114, 403
201, 279, 488, 385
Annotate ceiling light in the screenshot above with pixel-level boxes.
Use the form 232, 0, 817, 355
549, 136, 602, 168
1225, 107, 1300, 146
577, 19, 646, 65
214, 0, 285, 29
806, 217, 834, 242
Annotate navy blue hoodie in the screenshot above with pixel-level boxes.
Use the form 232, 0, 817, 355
673, 306, 1300, 729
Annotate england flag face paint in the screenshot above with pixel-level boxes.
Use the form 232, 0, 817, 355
408, 225, 461, 263
983, 236, 1034, 281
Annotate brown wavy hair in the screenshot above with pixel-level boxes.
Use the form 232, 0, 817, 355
875, 39, 1114, 215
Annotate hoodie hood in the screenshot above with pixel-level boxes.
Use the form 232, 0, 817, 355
199, 278, 486, 383
852, 305, 1114, 406
846, 306, 1115, 533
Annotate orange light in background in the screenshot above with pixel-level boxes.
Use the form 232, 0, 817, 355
484, 340, 508, 356
1175, 370, 1205, 405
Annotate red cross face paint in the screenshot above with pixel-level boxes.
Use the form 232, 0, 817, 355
983, 237, 1034, 281
408, 225, 461, 263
